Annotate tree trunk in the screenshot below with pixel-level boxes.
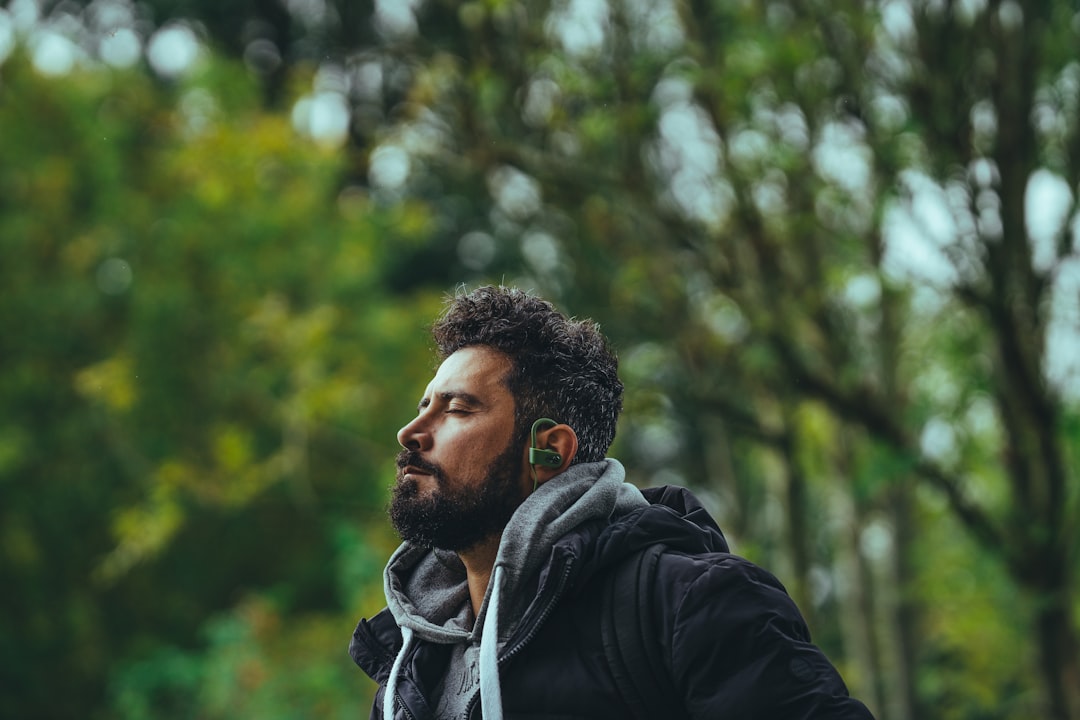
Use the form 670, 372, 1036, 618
1029, 563, 1080, 720
831, 430, 886, 718
781, 403, 815, 631
881, 477, 919, 720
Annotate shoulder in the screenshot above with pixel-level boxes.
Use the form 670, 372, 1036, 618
646, 550, 873, 719
659, 551, 802, 625
644, 550, 809, 657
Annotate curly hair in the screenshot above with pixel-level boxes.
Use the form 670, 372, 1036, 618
431, 286, 623, 464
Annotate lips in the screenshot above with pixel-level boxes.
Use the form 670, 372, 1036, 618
396, 450, 441, 482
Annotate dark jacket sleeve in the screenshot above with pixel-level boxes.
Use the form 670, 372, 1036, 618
660, 552, 875, 719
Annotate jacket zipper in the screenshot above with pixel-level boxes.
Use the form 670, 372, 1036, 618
499, 557, 574, 664
464, 555, 576, 719
391, 689, 417, 720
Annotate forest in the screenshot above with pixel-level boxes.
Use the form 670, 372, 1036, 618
1, 0, 1078, 718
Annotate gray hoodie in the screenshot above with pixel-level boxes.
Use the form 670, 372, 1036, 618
380, 458, 647, 720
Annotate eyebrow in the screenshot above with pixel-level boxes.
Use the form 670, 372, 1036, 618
417, 391, 485, 412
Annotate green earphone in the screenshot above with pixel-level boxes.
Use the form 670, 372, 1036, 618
529, 418, 561, 491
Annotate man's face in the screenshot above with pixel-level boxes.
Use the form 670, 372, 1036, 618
390, 346, 529, 551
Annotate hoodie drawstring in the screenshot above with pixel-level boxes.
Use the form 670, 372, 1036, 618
479, 564, 505, 720
380, 571, 505, 720
383, 626, 414, 720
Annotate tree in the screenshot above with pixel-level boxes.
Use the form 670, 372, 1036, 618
271, 0, 1077, 717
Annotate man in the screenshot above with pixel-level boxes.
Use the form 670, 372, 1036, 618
349, 285, 874, 720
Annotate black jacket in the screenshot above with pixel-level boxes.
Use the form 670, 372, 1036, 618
349, 485, 875, 719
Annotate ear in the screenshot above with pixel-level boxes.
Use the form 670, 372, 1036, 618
532, 423, 578, 486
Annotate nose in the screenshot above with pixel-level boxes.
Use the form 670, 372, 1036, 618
396, 414, 432, 451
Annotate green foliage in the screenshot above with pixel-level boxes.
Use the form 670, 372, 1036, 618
111, 595, 372, 720
0, 48, 428, 719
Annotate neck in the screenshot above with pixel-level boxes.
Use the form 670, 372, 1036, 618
458, 533, 502, 617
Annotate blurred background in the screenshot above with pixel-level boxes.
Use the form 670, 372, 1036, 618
1, 0, 1078, 718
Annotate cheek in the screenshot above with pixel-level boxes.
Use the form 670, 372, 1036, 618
459, 444, 498, 473
447, 428, 513, 473
436, 432, 487, 473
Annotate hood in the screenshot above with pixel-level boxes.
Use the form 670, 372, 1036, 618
610, 484, 730, 555
541, 482, 731, 596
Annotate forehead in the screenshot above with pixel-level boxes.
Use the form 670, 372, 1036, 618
425, 346, 513, 400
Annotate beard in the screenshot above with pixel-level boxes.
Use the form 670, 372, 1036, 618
388, 439, 526, 552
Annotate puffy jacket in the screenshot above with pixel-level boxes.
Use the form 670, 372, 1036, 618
349, 485, 875, 720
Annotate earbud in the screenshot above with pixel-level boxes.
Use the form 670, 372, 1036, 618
527, 416, 561, 490
530, 447, 563, 468
529, 418, 562, 469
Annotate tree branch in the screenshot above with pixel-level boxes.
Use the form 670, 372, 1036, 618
769, 330, 1007, 553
